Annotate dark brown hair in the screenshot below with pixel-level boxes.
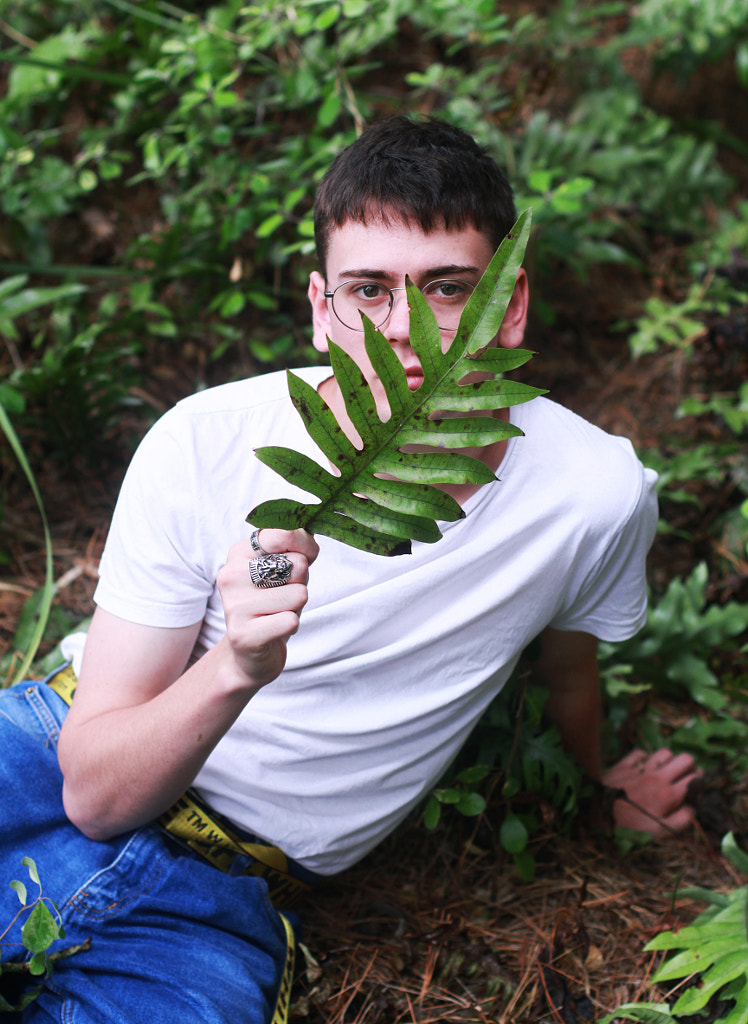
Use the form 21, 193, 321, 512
313, 115, 516, 278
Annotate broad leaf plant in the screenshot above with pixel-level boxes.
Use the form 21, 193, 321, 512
249, 210, 545, 555
602, 834, 748, 1024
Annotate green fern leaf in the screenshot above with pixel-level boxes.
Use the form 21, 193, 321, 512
249, 209, 545, 555
599, 1004, 676, 1023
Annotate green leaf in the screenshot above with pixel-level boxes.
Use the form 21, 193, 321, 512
0, 282, 85, 326
724, 833, 748, 877
455, 211, 533, 356
672, 952, 747, 1014
27, 952, 50, 977
318, 90, 341, 127
21, 903, 60, 955
457, 764, 490, 785
10, 879, 27, 905
256, 212, 284, 238
621, 885, 748, 1023
22, 857, 40, 890
500, 811, 528, 854
456, 791, 486, 817
433, 788, 462, 805
7, 28, 95, 103
599, 1004, 675, 1023
248, 212, 543, 555
512, 849, 536, 882
423, 795, 441, 830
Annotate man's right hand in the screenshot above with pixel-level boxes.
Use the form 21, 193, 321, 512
217, 528, 319, 689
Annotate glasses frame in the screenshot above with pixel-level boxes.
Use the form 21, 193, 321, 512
323, 279, 474, 332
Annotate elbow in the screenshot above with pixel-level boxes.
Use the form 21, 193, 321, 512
61, 778, 119, 842
58, 722, 115, 841
58, 739, 121, 842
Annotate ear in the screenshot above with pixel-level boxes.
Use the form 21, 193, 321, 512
308, 271, 332, 354
496, 269, 529, 350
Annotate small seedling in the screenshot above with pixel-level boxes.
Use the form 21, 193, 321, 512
0, 857, 87, 1012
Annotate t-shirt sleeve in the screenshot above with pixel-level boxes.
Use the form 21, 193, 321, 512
93, 411, 213, 628
549, 464, 658, 642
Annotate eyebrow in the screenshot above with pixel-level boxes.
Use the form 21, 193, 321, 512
337, 264, 481, 282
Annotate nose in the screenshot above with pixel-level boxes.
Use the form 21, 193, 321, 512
381, 287, 411, 343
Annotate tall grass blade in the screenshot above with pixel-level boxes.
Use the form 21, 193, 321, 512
0, 405, 55, 683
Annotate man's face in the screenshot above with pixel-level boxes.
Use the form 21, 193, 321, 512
308, 216, 500, 415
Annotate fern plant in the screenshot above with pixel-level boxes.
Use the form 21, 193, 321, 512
601, 833, 748, 1023
249, 210, 544, 555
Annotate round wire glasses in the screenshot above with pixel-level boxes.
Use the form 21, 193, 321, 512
323, 279, 475, 332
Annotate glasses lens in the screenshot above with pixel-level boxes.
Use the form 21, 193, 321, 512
331, 282, 392, 331
421, 279, 474, 330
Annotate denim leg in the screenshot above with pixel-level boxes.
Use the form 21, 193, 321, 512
0, 682, 294, 1024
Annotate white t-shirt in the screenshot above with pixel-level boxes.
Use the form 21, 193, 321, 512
92, 366, 657, 875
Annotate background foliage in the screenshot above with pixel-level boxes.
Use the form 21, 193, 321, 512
1, 0, 747, 1018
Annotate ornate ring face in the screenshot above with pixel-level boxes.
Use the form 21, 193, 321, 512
249, 553, 293, 589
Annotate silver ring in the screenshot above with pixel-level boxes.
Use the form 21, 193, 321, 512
250, 529, 268, 556
249, 554, 293, 589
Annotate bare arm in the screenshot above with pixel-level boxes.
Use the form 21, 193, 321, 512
57, 529, 318, 841
532, 626, 700, 836
533, 627, 602, 778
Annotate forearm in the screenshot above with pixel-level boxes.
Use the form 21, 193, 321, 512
544, 678, 602, 779
58, 528, 317, 841
58, 637, 259, 840
533, 627, 603, 780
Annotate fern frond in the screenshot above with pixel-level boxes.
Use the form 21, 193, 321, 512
249, 209, 544, 555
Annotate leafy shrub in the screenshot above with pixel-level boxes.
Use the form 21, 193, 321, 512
0, 0, 739, 457
600, 563, 748, 712
425, 681, 585, 882
626, 0, 748, 84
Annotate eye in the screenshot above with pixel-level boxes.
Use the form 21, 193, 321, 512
349, 282, 389, 301
423, 279, 472, 301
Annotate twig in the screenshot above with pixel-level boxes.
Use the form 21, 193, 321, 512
0, 19, 36, 48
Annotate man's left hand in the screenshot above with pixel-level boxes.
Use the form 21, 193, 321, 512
602, 748, 702, 837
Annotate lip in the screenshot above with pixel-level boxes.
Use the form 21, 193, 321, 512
405, 371, 424, 391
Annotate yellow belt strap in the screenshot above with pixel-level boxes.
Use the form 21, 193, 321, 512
47, 663, 77, 705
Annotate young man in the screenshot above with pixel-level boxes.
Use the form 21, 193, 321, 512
1, 116, 698, 1023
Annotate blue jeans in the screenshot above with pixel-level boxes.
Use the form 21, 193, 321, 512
0, 678, 296, 1023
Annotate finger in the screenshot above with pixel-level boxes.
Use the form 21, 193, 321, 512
246, 581, 310, 615
235, 608, 305, 647
647, 751, 697, 781
659, 804, 696, 833
217, 554, 310, 603
247, 528, 319, 561
645, 748, 674, 770
245, 551, 310, 586
666, 751, 697, 776
619, 748, 647, 768
651, 773, 700, 816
